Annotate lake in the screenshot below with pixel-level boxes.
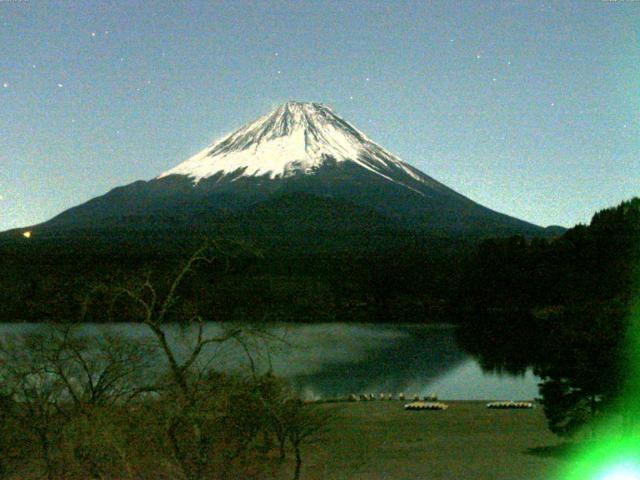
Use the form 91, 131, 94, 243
0, 322, 540, 401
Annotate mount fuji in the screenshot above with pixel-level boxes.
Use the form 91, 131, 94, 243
20, 102, 546, 239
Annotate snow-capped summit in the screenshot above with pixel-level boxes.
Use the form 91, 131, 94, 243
158, 101, 432, 195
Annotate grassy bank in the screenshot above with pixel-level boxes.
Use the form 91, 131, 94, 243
295, 401, 565, 480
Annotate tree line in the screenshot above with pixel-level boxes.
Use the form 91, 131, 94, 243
0, 228, 471, 324
457, 197, 639, 437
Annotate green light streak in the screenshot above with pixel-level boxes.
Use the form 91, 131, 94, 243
558, 434, 640, 480
556, 257, 640, 479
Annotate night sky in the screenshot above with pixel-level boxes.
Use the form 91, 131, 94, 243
1, 0, 638, 231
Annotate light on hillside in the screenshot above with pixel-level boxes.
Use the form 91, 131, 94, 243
22, 231, 32, 239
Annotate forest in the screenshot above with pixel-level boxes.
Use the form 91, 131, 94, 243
458, 197, 639, 437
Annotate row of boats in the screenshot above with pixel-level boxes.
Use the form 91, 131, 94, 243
345, 394, 535, 410
404, 400, 535, 411
348, 393, 439, 402
485, 401, 534, 409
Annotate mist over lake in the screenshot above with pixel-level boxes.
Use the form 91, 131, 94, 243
0, 322, 539, 401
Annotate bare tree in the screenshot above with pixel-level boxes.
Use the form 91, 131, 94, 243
0, 323, 156, 479
93, 243, 241, 400
283, 401, 332, 480
84, 241, 276, 480
0, 331, 70, 480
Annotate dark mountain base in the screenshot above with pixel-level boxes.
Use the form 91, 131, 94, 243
23, 163, 551, 239
0, 190, 570, 325
0, 212, 473, 324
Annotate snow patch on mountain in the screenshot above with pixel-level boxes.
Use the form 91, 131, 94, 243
157, 102, 430, 195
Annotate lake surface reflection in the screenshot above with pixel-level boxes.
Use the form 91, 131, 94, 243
0, 323, 539, 401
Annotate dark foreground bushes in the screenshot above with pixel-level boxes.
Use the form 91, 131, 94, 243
0, 324, 330, 480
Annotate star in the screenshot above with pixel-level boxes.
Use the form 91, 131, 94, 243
104, 30, 109, 35
349, 95, 354, 100
365, 77, 370, 82
2, 83, 8, 88
550, 102, 555, 107
32, 64, 36, 69
57, 83, 63, 88
91, 32, 96, 37
274, 52, 279, 57
476, 54, 481, 59
492, 77, 497, 82
277, 70, 281, 74
507, 61, 512, 66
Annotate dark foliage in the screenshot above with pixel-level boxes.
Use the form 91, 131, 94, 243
458, 197, 639, 436
0, 193, 474, 324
